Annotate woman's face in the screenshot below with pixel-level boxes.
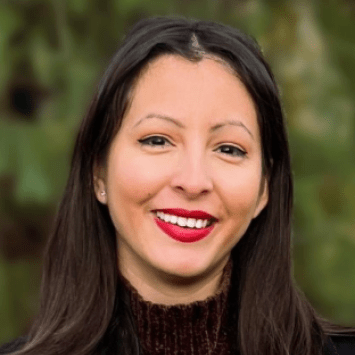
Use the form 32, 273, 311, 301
95, 55, 268, 285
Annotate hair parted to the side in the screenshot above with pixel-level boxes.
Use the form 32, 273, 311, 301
12, 15, 355, 355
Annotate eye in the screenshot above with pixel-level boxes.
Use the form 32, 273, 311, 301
138, 136, 246, 158
138, 135, 172, 148
216, 145, 246, 158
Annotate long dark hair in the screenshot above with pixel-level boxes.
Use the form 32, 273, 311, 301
13, 16, 355, 355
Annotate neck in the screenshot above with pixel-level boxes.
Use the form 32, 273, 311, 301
118, 256, 231, 305
121, 258, 234, 355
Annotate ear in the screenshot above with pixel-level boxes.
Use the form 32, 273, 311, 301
253, 177, 269, 218
93, 163, 108, 205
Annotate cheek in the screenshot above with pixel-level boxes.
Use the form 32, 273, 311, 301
218, 165, 262, 219
107, 147, 168, 202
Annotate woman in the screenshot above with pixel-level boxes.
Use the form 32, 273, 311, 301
1, 16, 355, 355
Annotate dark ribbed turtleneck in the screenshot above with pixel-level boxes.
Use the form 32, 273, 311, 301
120, 259, 233, 355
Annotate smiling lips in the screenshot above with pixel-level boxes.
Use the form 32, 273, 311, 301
152, 208, 218, 243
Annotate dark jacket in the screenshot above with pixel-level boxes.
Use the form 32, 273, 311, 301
0, 334, 354, 354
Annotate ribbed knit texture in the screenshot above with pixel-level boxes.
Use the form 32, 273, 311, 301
120, 259, 233, 355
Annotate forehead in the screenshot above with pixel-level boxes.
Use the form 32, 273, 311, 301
123, 54, 260, 139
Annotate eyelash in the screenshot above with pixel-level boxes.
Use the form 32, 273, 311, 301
138, 136, 247, 158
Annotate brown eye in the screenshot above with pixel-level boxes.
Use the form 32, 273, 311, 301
217, 145, 246, 158
138, 137, 246, 158
138, 136, 171, 148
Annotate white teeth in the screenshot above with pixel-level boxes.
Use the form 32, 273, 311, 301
177, 217, 187, 227
155, 212, 212, 229
164, 214, 172, 223
170, 215, 178, 224
187, 218, 198, 228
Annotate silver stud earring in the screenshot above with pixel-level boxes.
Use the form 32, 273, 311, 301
100, 191, 106, 196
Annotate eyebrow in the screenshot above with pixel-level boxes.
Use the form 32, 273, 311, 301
132, 113, 254, 139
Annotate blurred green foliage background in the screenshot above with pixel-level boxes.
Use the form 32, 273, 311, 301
1, 0, 355, 345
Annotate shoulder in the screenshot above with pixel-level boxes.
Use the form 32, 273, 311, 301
0, 336, 28, 354
325, 333, 355, 355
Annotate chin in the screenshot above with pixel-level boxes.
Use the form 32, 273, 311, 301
154, 258, 213, 281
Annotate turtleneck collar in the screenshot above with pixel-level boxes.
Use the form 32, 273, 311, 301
120, 258, 233, 355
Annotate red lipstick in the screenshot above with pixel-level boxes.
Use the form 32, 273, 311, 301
151, 209, 218, 243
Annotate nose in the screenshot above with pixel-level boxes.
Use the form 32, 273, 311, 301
170, 148, 213, 198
